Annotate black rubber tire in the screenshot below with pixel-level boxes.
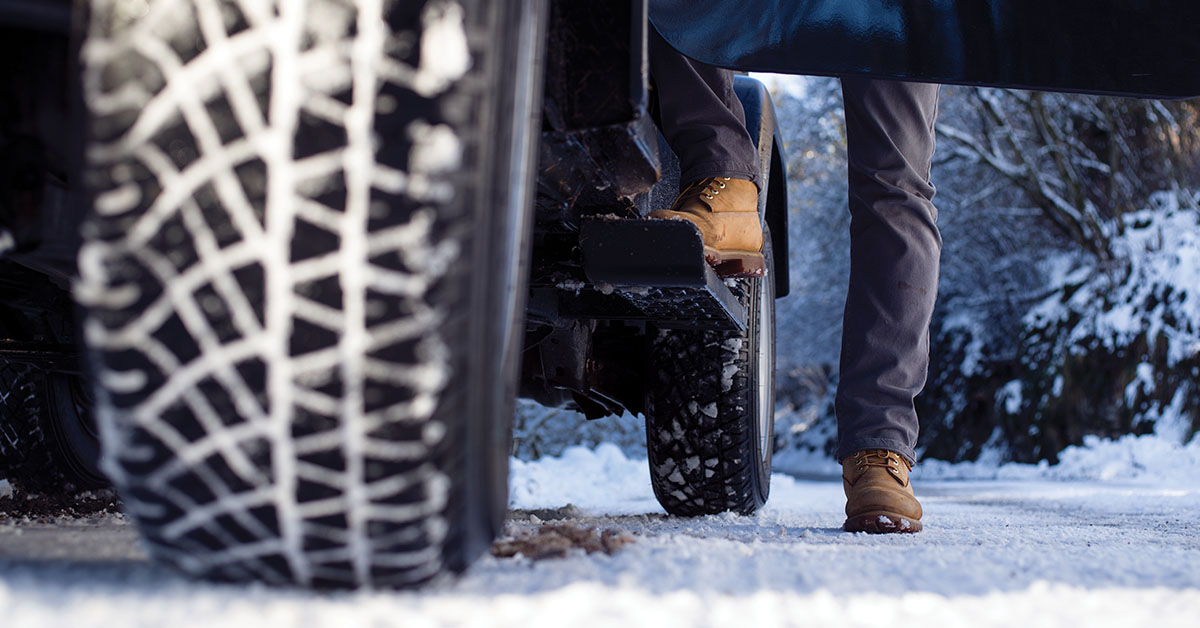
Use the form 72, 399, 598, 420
0, 308, 106, 492
77, 0, 544, 588
0, 368, 105, 493
645, 228, 776, 516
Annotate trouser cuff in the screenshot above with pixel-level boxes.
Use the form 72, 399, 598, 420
836, 438, 917, 466
679, 161, 761, 191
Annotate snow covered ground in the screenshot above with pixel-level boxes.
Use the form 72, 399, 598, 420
2, 434, 1198, 627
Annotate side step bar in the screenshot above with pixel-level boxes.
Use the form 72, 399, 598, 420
569, 217, 747, 332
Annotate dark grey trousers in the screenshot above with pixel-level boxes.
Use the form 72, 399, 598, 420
835, 79, 940, 465
649, 30, 762, 187
650, 37, 941, 465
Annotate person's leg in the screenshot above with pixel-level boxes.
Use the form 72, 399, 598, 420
835, 78, 940, 533
835, 78, 941, 464
646, 29, 765, 277
648, 29, 759, 186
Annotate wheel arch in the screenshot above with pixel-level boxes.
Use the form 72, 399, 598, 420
733, 75, 790, 298
765, 138, 789, 297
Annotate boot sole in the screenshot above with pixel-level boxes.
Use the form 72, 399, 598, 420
843, 512, 923, 534
704, 247, 767, 278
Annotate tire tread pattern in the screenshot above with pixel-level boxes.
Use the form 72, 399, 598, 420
77, 0, 483, 588
645, 281, 766, 516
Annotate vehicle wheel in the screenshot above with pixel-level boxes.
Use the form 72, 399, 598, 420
0, 309, 106, 492
77, 0, 544, 588
0, 364, 106, 492
645, 227, 776, 516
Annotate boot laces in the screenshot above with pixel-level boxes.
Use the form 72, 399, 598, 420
671, 177, 730, 210
852, 449, 910, 472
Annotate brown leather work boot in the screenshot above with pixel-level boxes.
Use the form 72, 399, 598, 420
648, 177, 765, 277
842, 449, 923, 533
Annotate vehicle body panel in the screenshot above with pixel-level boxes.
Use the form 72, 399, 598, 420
650, 0, 1200, 99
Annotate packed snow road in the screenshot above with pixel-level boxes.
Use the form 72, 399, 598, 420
1, 444, 1198, 627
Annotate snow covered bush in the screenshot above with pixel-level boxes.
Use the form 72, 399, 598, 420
916, 87, 1200, 463
512, 399, 646, 460
921, 197, 1200, 462
766, 82, 1200, 465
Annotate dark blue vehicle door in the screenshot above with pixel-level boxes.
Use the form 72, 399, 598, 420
650, 0, 1200, 99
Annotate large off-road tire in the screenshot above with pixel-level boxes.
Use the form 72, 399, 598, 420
0, 362, 106, 491
76, 0, 544, 588
0, 306, 106, 492
0, 366, 105, 492
645, 228, 776, 516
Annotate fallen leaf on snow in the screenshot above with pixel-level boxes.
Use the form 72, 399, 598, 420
491, 523, 634, 560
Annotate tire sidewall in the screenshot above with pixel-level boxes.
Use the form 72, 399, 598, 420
747, 226, 775, 505
644, 225, 777, 516
452, 0, 546, 567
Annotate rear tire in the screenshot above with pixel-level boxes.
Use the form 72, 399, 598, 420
0, 364, 105, 492
78, 0, 543, 588
0, 305, 105, 492
645, 228, 776, 516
